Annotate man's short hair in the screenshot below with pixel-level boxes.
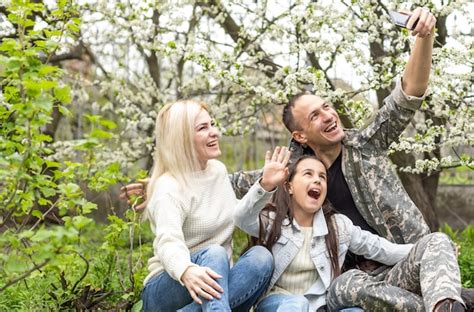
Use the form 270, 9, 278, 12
282, 91, 311, 132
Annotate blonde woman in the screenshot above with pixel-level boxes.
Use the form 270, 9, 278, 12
140, 100, 273, 312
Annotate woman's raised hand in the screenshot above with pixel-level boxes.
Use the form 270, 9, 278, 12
260, 146, 291, 192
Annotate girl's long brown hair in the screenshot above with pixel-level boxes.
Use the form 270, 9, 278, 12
250, 155, 341, 279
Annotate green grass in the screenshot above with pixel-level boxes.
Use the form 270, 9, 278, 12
441, 224, 474, 287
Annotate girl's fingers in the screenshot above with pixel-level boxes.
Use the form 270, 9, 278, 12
276, 146, 287, 163
271, 146, 281, 162
266, 146, 290, 165
264, 150, 271, 165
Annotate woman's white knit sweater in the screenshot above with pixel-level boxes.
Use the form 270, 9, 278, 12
144, 160, 237, 285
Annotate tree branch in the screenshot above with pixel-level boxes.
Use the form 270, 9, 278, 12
0, 259, 50, 292
197, 0, 281, 77
176, 3, 200, 97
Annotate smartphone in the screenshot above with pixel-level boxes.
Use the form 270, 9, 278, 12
389, 11, 418, 30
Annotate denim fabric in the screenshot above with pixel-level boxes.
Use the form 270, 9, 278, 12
142, 244, 273, 312
255, 294, 363, 312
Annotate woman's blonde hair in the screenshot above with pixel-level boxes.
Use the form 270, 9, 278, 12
146, 100, 209, 202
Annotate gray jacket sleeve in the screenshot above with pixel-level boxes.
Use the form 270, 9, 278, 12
336, 214, 413, 265
233, 181, 274, 237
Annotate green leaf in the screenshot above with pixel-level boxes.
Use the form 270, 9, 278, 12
67, 22, 80, 33
58, 183, 81, 197
44, 30, 63, 37
0, 38, 19, 51
32, 209, 44, 219
33, 97, 53, 111
44, 40, 60, 51
51, 9, 64, 17
85, 114, 101, 124
74, 138, 100, 150
31, 228, 52, 242
40, 186, 57, 198
54, 85, 72, 104
34, 133, 53, 142
90, 128, 113, 139
58, 104, 72, 117
38, 198, 52, 206
72, 216, 93, 230
34, 40, 47, 48
99, 119, 117, 130
45, 160, 61, 168
39, 65, 58, 75
25, 79, 56, 92
82, 201, 97, 214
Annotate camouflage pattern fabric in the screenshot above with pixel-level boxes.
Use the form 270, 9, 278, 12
228, 169, 262, 199
326, 232, 465, 312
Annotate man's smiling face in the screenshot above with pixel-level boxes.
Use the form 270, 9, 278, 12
291, 94, 345, 149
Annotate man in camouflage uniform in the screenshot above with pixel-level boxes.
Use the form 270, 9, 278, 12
229, 6, 469, 311
228, 81, 467, 310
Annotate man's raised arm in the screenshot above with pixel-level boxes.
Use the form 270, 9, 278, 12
402, 7, 436, 96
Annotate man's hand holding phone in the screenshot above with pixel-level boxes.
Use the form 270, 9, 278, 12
389, 7, 436, 38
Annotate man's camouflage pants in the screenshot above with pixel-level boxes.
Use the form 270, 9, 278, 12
327, 232, 465, 312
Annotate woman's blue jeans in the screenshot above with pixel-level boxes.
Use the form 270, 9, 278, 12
141, 244, 273, 312
255, 293, 364, 312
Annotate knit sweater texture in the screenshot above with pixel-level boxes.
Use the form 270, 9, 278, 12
144, 159, 237, 285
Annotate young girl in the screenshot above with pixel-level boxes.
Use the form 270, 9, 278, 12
234, 147, 465, 312
141, 100, 273, 312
